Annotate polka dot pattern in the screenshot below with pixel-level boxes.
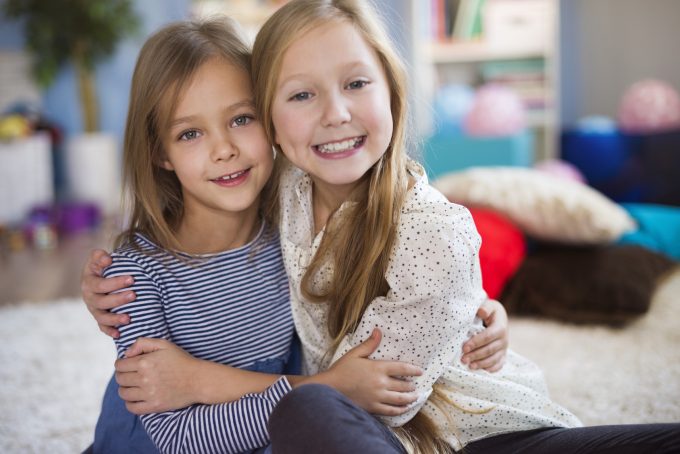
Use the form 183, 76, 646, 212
278, 161, 581, 449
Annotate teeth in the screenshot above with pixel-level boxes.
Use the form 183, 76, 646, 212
216, 170, 246, 181
318, 137, 362, 153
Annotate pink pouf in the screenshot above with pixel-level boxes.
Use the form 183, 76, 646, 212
534, 159, 586, 184
617, 79, 680, 133
463, 84, 527, 137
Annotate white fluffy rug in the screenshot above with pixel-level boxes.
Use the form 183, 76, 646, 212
1, 270, 679, 452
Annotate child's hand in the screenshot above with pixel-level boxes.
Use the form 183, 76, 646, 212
115, 338, 200, 414
81, 248, 135, 338
312, 328, 423, 416
461, 299, 508, 372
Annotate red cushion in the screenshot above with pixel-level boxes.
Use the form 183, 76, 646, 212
468, 207, 527, 298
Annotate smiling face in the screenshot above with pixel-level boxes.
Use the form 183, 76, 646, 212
161, 57, 272, 223
271, 20, 393, 193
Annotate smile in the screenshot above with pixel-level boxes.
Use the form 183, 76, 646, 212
313, 136, 365, 154
211, 169, 250, 186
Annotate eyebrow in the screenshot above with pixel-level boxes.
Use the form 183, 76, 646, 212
169, 99, 255, 127
278, 61, 374, 87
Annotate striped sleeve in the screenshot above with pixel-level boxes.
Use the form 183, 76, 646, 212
141, 377, 292, 454
104, 252, 293, 453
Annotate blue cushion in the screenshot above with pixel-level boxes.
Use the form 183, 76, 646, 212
617, 203, 680, 261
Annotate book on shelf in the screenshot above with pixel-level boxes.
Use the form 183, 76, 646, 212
480, 59, 551, 114
429, 0, 485, 42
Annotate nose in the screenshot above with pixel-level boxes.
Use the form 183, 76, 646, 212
321, 92, 351, 127
210, 131, 238, 162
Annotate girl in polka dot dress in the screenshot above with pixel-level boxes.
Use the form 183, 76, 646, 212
249, 1, 679, 453
81, 1, 679, 452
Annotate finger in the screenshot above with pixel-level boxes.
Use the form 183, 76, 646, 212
115, 356, 141, 373
89, 274, 135, 297
463, 339, 504, 364
84, 249, 112, 277
86, 290, 136, 312
371, 403, 411, 417
125, 337, 167, 358
348, 328, 382, 358
98, 323, 121, 339
380, 390, 419, 407
484, 355, 506, 373
115, 370, 141, 388
463, 325, 499, 355
381, 361, 423, 378
92, 307, 130, 327
476, 300, 493, 320
387, 378, 416, 393
470, 350, 506, 372
118, 385, 145, 403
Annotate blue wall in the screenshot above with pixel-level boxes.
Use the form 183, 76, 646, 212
0, 0, 190, 143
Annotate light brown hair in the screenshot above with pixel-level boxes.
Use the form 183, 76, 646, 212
252, 1, 451, 452
116, 17, 278, 250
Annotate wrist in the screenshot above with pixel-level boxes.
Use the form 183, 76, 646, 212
193, 358, 218, 404
291, 370, 335, 389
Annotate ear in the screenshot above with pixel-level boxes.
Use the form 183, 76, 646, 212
160, 158, 174, 171
155, 147, 174, 171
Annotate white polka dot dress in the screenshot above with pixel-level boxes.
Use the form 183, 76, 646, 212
278, 161, 582, 450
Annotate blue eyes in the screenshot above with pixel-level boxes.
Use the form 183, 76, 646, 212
179, 130, 200, 141
231, 115, 253, 127
176, 115, 254, 141
290, 92, 312, 102
288, 80, 370, 102
347, 80, 368, 90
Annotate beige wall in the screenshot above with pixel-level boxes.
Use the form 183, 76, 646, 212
560, 0, 680, 126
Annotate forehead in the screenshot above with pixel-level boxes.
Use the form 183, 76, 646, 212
158, 57, 252, 126
279, 20, 383, 75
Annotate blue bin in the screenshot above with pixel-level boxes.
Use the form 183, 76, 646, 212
421, 130, 534, 181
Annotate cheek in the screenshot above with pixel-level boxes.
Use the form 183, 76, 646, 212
244, 129, 274, 177
272, 106, 299, 147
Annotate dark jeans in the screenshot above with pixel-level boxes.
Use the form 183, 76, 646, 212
268, 384, 405, 454
463, 423, 680, 454
268, 384, 680, 454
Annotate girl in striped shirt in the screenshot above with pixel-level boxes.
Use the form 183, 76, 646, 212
84, 15, 509, 454
86, 17, 428, 454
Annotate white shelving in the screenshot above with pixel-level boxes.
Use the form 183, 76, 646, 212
411, 0, 560, 161
427, 40, 549, 64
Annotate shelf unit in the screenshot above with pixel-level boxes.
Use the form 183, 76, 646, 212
411, 0, 560, 161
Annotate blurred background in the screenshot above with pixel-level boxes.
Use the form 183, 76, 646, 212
1, 0, 679, 302
1, 2, 680, 452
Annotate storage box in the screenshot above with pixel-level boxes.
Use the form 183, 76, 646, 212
483, 0, 555, 51
422, 129, 534, 181
0, 134, 54, 224
561, 128, 680, 206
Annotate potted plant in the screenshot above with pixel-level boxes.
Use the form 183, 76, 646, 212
4, 0, 139, 132
3, 0, 140, 214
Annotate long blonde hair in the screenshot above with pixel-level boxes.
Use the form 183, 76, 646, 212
117, 17, 278, 250
252, 1, 451, 452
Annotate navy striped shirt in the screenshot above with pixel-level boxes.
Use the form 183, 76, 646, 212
105, 226, 294, 453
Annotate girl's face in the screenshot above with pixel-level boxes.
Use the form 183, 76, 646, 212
161, 58, 272, 222
271, 20, 393, 191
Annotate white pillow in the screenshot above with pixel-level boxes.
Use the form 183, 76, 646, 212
433, 167, 637, 244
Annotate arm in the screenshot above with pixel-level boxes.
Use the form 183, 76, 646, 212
329, 207, 486, 427
83, 248, 508, 373
105, 254, 291, 454
116, 330, 422, 417
81, 249, 133, 338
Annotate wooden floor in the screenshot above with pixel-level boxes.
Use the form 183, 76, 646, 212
0, 221, 117, 306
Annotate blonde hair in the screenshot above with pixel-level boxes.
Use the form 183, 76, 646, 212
116, 17, 278, 250
252, 1, 451, 452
